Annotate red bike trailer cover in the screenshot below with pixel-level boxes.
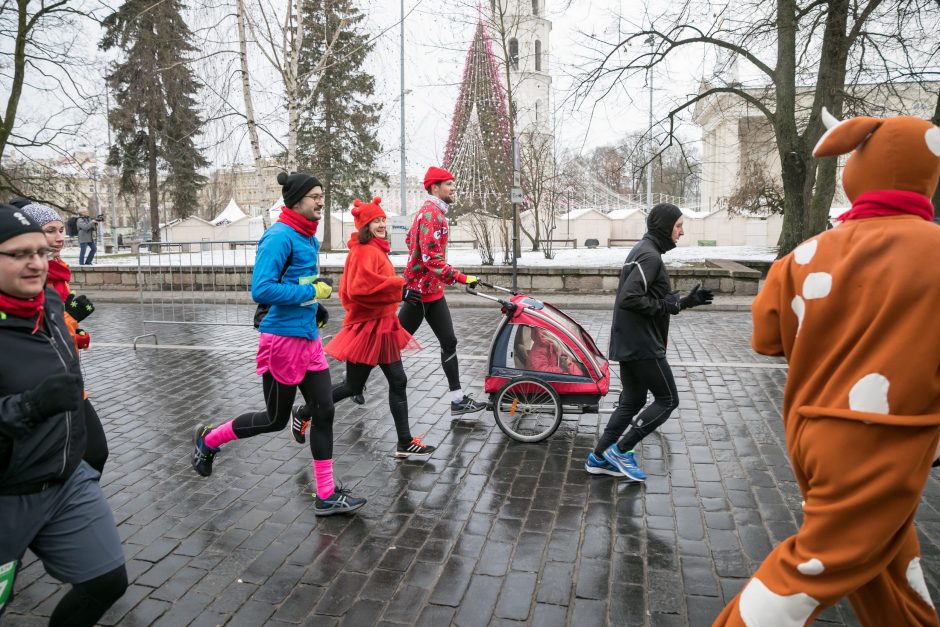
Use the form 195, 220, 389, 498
483, 294, 610, 396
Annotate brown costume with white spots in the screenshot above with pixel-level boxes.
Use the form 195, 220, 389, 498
715, 111, 940, 626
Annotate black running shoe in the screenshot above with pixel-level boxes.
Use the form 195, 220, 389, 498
351, 381, 366, 405
192, 423, 219, 477
291, 405, 311, 444
395, 436, 436, 459
313, 487, 366, 516
451, 394, 486, 416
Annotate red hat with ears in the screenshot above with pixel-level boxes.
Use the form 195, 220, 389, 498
423, 166, 454, 191
351, 197, 386, 230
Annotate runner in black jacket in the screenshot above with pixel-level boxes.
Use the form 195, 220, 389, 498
0, 206, 126, 625
585, 203, 713, 481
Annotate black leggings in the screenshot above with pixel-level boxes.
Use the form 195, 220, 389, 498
82, 399, 109, 474
48, 564, 128, 627
595, 358, 679, 456
232, 370, 334, 460
333, 361, 412, 444
398, 297, 461, 391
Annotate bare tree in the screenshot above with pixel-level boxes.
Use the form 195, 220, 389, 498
200, 168, 235, 219
240, 0, 345, 172
518, 131, 558, 252
0, 0, 102, 201
575, 0, 938, 254
234, 0, 270, 216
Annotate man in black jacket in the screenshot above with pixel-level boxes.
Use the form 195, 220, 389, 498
585, 203, 713, 481
0, 206, 126, 625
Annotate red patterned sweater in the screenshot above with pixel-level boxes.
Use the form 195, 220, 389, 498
403, 197, 468, 302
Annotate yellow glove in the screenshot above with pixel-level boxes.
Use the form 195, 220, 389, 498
300, 276, 333, 299
464, 275, 480, 287
313, 279, 333, 300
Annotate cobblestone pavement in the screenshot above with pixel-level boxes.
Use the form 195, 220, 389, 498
7, 301, 939, 626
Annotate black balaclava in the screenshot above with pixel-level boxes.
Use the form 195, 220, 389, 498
277, 171, 322, 209
644, 203, 683, 253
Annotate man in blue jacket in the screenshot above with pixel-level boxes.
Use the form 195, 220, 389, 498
190, 172, 366, 516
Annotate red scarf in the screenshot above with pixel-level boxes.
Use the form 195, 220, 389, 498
278, 207, 319, 236
370, 238, 391, 254
836, 190, 935, 222
47, 258, 72, 303
0, 290, 45, 334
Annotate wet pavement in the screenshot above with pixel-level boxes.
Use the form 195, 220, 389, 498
6, 302, 939, 626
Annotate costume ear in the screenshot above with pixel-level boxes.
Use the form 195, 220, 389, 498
813, 107, 883, 157
372, 196, 382, 204
353, 199, 362, 208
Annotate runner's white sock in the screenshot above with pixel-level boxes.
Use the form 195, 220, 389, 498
451, 389, 464, 403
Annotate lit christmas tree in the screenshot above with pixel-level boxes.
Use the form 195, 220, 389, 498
443, 20, 513, 223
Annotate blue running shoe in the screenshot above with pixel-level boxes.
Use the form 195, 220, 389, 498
584, 452, 622, 477
313, 487, 366, 516
602, 445, 647, 482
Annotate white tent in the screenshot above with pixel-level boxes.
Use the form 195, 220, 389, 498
268, 198, 284, 224
211, 198, 248, 226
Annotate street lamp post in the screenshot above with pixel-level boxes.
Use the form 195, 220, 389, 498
400, 0, 406, 217
646, 35, 654, 212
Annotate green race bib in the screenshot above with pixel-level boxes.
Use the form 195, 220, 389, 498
0, 560, 17, 609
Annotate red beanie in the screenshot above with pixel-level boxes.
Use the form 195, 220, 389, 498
351, 197, 386, 230
423, 166, 455, 191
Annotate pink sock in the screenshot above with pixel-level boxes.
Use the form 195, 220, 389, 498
313, 459, 335, 499
204, 420, 237, 450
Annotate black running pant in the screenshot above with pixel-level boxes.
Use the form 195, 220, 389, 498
48, 564, 128, 627
333, 361, 413, 444
82, 399, 109, 475
231, 370, 334, 460
398, 296, 461, 391
594, 358, 679, 456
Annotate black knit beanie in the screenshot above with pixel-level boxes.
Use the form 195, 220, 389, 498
0, 204, 44, 245
645, 203, 683, 253
8, 197, 31, 209
277, 171, 321, 209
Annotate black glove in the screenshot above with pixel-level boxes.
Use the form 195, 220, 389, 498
65, 293, 95, 322
0, 373, 83, 438
402, 287, 421, 305
316, 303, 329, 329
663, 291, 681, 315
680, 284, 714, 310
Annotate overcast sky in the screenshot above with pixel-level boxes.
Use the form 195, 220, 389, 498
8, 0, 719, 175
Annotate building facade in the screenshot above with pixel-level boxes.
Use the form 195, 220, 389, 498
693, 81, 939, 215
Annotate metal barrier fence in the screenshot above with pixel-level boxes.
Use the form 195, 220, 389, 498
135, 241, 259, 341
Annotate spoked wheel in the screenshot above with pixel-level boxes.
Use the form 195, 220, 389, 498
492, 376, 562, 443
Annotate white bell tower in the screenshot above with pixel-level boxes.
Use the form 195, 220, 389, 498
490, 0, 552, 137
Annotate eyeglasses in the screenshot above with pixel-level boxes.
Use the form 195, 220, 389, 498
304, 194, 325, 201
0, 248, 53, 262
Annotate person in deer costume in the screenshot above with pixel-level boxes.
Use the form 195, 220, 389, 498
714, 110, 940, 626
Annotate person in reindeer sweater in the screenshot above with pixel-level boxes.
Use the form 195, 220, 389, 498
714, 111, 940, 626
20, 202, 108, 475
397, 166, 485, 416
292, 197, 437, 459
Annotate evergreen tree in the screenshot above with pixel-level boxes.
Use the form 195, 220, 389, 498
296, 0, 383, 251
101, 0, 207, 240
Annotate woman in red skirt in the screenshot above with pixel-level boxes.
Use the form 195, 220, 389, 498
292, 197, 437, 459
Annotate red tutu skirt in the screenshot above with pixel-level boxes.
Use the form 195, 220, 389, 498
325, 315, 420, 365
